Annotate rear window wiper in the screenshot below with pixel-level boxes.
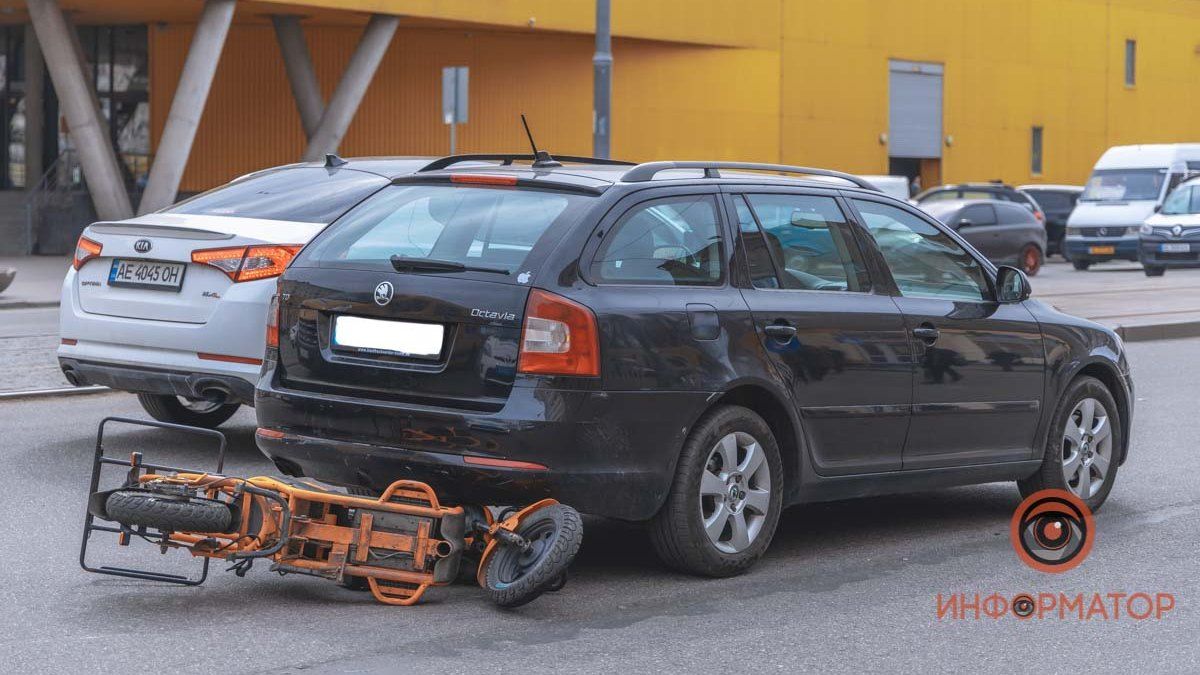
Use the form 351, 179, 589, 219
389, 255, 510, 275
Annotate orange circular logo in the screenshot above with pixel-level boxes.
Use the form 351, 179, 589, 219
1010, 489, 1095, 573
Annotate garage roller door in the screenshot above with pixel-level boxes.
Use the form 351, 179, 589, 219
889, 60, 943, 159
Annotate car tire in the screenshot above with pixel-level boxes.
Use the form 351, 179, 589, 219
136, 393, 240, 429
1020, 244, 1043, 276
1143, 265, 1165, 277
1071, 259, 1091, 271
649, 405, 784, 577
1018, 376, 1121, 512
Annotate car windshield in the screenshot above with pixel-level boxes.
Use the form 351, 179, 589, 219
1080, 168, 1165, 202
1160, 184, 1200, 215
166, 167, 388, 223
298, 183, 592, 278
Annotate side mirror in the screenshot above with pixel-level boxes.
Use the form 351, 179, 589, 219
996, 265, 1031, 303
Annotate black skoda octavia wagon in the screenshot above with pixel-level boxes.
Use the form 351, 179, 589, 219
255, 154, 1133, 577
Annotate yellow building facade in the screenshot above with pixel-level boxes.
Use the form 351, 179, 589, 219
24, 0, 1200, 194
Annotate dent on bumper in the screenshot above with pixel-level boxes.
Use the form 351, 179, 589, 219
254, 380, 715, 520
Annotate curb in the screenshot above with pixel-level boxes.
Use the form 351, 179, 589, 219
0, 385, 109, 401
1115, 320, 1200, 343
0, 300, 59, 311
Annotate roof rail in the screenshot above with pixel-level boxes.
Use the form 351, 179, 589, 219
419, 154, 636, 172
620, 161, 880, 191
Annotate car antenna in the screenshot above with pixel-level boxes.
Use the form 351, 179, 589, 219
324, 153, 348, 168
521, 114, 561, 169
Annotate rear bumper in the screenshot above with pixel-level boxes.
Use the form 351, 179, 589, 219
59, 357, 256, 405
254, 376, 714, 520
1138, 239, 1200, 268
1063, 237, 1139, 262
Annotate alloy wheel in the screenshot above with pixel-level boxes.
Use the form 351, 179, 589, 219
699, 432, 772, 554
1061, 397, 1112, 499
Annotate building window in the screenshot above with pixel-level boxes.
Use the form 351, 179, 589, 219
0, 27, 27, 190
1031, 126, 1043, 176
1125, 39, 1136, 86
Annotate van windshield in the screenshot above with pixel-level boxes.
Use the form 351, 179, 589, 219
298, 183, 592, 278
1080, 168, 1165, 202
1161, 184, 1200, 215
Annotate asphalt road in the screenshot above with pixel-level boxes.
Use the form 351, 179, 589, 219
1, 338, 1198, 673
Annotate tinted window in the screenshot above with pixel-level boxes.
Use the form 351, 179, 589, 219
592, 195, 723, 286
917, 189, 959, 203
1025, 190, 1072, 211
853, 199, 989, 302
742, 193, 869, 292
996, 202, 1034, 224
958, 204, 997, 226
300, 184, 588, 278
734, 196, 780, 289
167, 168, 387, 223
1081, 168, 1165, 202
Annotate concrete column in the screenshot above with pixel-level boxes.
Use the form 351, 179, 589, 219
23, 23, 45, 189
272, 15, 323, 139
26, 0, 132, 220
302, 14, 398, 162
138, 0, 235, 214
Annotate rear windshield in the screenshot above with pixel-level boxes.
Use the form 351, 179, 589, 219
165, 168, 388, 223
1023, 190, 1075, 211
297, 184, 593, 277
1081, 168, 1165, 202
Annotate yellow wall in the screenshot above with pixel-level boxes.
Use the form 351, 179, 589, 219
781, 0, 1200, 185
149, 0, 1200, 192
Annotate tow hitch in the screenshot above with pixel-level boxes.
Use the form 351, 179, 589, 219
80, 417, 582, 608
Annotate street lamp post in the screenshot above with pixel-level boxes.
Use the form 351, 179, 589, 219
593, 0, 611, 159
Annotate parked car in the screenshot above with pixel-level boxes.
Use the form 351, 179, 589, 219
1065, 144, 1200, 270
919, 199, 1047, 275
859, 174, 911, 201
58, 156, 432, 427
1017, 184, 1082, 257
255, 155, 1133, 578
1138, 175, 1200, 276
913, 182, 1046, 225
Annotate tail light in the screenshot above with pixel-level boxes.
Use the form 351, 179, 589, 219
73, 236, 103, 270
192, 245, 302, 282
266, 293, 280, 350
517, 289, 600, 377
1035, 210, 1046, 223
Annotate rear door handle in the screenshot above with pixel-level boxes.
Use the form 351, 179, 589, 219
912, 323, 939, 344
764, 323, 797, 342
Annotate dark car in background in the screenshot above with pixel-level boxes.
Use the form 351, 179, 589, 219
1018, 184, 1082, 257
919, 199, 1048, 275
255, 155, 1133, 579
913, 182, 1046, 225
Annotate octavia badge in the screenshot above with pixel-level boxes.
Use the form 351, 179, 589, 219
134, 239, 152, 253
374, 281, 394, 306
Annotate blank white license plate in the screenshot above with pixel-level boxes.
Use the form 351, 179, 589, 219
1160, 243, 1191, 253
332, 316, 444, 359
108, 259, 186, 291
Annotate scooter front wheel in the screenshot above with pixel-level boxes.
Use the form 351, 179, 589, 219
483, 503, 582, 608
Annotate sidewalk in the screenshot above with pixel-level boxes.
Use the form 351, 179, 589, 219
0, 255, 70, 310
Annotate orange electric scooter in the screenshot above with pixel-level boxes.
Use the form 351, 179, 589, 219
81, 417, 582, 608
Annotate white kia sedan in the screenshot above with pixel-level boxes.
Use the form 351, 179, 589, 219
58, 157, 430, 427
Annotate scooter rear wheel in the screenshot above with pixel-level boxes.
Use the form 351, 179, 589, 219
484, 504, 582, 608
105, 490, 233, 533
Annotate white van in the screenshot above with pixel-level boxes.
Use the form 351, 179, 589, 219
1065, 144, 1200, 270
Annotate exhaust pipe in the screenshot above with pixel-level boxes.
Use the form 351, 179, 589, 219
197, 383, 233, 406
